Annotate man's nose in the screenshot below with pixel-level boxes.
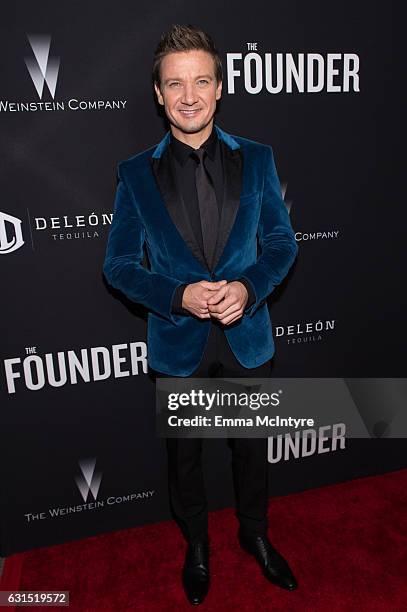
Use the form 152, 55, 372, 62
181, 84, 198, 105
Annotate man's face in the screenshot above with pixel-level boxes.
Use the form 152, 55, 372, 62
154, 49, 222, 135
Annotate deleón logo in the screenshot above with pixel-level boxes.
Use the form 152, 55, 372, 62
24, 33, 60, 99
75, 458, 102, 502
275, 318, 336, 345
0, 211, 24, 254
0, 208, 114, 255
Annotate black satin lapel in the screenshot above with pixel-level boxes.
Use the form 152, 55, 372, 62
211, 141, 243, 271
150, 148, 208, 271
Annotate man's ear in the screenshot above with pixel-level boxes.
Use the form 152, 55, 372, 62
154, 82, 164, 106
215, 79, 222, 100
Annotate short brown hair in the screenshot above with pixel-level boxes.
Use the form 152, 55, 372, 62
152, 24, 223, 88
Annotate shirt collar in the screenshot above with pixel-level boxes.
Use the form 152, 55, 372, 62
170, 124, 218, 166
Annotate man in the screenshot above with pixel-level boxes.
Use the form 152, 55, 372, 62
103, 24, 299, 605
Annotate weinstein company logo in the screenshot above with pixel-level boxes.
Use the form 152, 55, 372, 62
75, 458, 102, 502
275, 318, 337, 345
24, 33, 60, 99
0, 34, 127, 113
24, 458, 155, 523
295, 230, 340, 242
280, 191, 340, 242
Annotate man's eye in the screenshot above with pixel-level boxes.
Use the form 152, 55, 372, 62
198, 80, 209, 85
169, 82, 180, 87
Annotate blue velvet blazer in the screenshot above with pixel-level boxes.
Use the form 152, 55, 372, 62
103, 124, 298, 376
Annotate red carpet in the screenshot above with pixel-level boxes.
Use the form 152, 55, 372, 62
1, 469, 406, 611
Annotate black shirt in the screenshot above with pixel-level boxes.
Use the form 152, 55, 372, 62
169, 125, 255, 314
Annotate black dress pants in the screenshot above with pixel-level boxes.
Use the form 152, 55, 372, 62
150, 319, 272, 544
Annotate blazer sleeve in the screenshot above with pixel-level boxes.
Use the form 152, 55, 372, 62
239, 145, 298, 318
103, 162, 185, 325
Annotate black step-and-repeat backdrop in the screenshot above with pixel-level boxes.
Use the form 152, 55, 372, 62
1, 1, 403, 556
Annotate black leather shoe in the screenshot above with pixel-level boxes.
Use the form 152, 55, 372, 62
182, 537, 210, 605
238, 530, 298, 591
